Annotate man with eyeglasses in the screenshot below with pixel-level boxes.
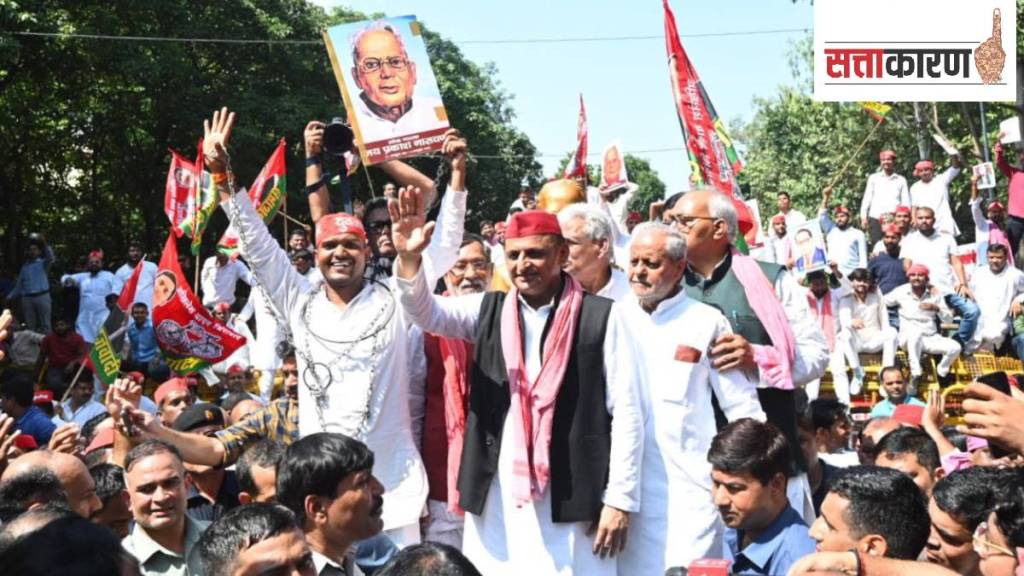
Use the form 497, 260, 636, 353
349, 22, 447, 143
664, 188, 829, 522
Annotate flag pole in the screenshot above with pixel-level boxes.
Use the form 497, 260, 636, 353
61, 360, 89, 403
194, 251, 200, 295
277, 208, 311, 230
826, 117, 885, 190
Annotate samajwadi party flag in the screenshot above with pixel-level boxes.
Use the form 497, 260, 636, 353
217, 139, 287, 251
663, 0, 743, 195
89, 328, 120, 386
165, 149, 196, 237
152, 233, 246, 374
563, 94, 588, 180
173, 140, 218, 254
117, 259, 145, 314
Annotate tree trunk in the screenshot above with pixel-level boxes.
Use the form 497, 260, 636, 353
912, 102, 932, 160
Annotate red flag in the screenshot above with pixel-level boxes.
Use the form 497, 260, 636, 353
117, 259, 145, 313
152, 233, 246, 374
217, 139, 288, 250
165, 150, 197, 236
663, 0, 742, 194
563, 94, 588, 180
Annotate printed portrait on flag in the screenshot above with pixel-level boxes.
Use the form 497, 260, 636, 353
324, 16, 450, 165
789, 221, 829, 274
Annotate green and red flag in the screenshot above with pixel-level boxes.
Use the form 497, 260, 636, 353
152, 233, 246, 374
175, 139, 219, 253
165, 149, 197, 237
88, 328, 121, 386
217, 139, 287, 254
663, 0, 743, 194
860, 101, 892, 123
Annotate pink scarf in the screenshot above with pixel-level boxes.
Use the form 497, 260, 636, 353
500, 275, 584, 506
438, 336, 472, 514
730, 247, 797, 389
806, 292, 835, 351
990, 224, 1016, 266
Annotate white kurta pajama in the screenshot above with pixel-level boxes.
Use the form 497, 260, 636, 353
617, 290, 764, 575
396, 269, 644, 576
225, 185, 465, 542
115, 260, 158, 313
911, 167, 961, 237
61, 271, 124, 343
969, 266, 1024, 351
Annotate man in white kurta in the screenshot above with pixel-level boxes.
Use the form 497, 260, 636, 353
618, 223, 763, 574
836, 268, 898, 395
969, 244, 1024, 353
910, 156, 961, 237
224, 178, 465, 547
61, 252, 124, 344
115, 243, 158, 315
200, 252, 252, 308
395, 211, 644, 575
803, 271, 851, 404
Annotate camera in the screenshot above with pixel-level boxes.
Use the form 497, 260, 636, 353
323, 117, 355, 157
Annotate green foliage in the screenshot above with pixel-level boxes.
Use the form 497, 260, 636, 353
0, 2, 540, 277
735, 34, 1018, 242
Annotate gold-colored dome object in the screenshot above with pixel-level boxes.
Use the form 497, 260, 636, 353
975, 8, 1005, 85
536, 178, 585, 214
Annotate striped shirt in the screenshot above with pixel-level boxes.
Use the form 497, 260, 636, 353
214, 397, 298, 465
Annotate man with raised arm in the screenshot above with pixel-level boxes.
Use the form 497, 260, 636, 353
199, 107, 467, 548
393, 191, 644, 575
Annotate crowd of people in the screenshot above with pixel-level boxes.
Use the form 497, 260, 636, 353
2, 102, 1024, 576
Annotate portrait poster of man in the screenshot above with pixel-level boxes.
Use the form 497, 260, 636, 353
974, 161, 997, 189
600, 140, 630, 189
324, 16, 450, 165
789, 220, 829, 274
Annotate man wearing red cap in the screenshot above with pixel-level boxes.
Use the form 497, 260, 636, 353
199, 245, 251, 309
820, 187, 867, 277
625, 211, 643, 233
208, 107, 467, 546
763, 213, 792, 265
969, 172, 1013, 267
154, 378, 195, 428
60, 249, 123, 344
666, 188, 829, 523
882, 264, 961, 388
395, 197, 643, 574
910, 154, 961, 237
860, 149, 911, 246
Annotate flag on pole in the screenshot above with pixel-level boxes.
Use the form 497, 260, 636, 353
88, 328, 121, 386
188, 141, 219, 255
859, 101, 892, 123
165, 150, 197, 237
117, 259, 145, 313
663, 0, 743, 194
152, 233, 246, 374
563, 94, 588, 181
217, 139, 288, 251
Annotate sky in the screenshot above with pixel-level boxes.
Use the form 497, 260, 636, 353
314, 0, 814, 194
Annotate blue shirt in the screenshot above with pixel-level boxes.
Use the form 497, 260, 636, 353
128, 320, 159, 363
15, 405, 57, 446
8, 245, 54, 299
724, 505, 817, 576
870, 395, 926, 418
869, 252, 907, 295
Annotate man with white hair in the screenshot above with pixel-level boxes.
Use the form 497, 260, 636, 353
349, 21, 448, 143
558, 203, 630, 301
664, 188, 829, 523
618, 222, 764, 574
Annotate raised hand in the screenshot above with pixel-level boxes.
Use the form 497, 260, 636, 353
48, 423, 82, 455
0, 309, 11, 362
389, 186, 436, 257
203, 106, 237, 173
441, 129, 468, 172
305, 120, 325, 158
105, 377, 142, 420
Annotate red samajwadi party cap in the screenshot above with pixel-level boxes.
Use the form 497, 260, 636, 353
316, 213, 366, 247
506, 210, 563, 239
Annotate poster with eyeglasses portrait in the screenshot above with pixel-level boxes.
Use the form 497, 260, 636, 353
324, 16, 450, 165
789, 220, 829, 274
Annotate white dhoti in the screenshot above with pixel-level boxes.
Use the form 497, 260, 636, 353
462, 417, 614, 576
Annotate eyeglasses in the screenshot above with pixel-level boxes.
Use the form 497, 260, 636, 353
359, 57, 408, 74
973, 521, 1017, 559
665, 214, 718, 231
281, 369, 299, 378
366, 220, 391, 233
450, 260, 489, 274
